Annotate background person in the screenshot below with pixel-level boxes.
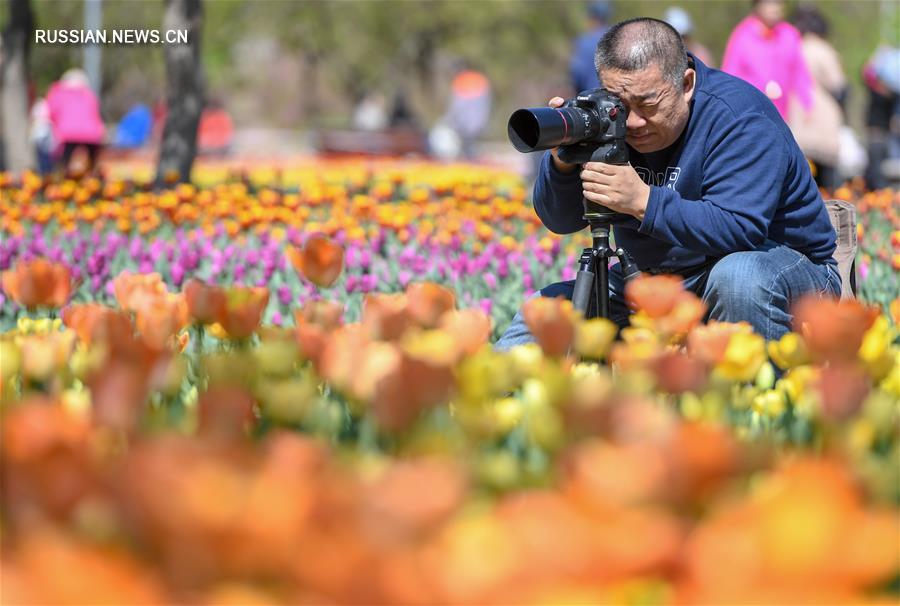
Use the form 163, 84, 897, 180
722, 0, 813, 120
788, 3, 848, 189
862, 45, 900, 190
45, 68, 105, 174
663, 6, 715, 68
570, 0, 613, 94
496, 18, 839, 350
439, 62, 491, 160
29, 97, 54, 175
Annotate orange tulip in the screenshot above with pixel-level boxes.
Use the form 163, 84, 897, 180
792, 297, 880, 363
625, 274, 684, 317
2, 258, 73, 309
215, 286, 270, 339
363, 293, 413, 341
318, 324, 375, 396
183, 278, 227, 325
653, 350, 708, 394
406, 282, 456, 328
521, 296, 577, 357
61, 303, 133, 346
295, 299, 344, 331
2, 533, 168, 605
111, 271, 169, 313
294, 300, 344, 366
439, 309, 492, 356
361, 458, 467, 538
687, 321, 754, 367
815, 364, 870, 421
626, 275, 706, 341
134, 293, 191, 350
197, 386, 257, 441
286, 235, 344, 287
370, 346, 454, 432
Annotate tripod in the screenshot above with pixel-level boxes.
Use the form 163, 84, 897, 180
570, 205, 640, 320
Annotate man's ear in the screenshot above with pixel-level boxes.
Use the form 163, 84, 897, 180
683, 68, 696, 102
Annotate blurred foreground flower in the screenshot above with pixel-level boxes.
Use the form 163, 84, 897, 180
626, 274, 706, 341
215, 287, 270, 340
521, 296, 578, 357
2, 258, 73, 309
793, 297, 880, 364
287, 234, 344, 288
184, 278, 227, 325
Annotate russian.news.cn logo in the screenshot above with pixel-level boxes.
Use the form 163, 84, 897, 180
35, 29, 190, 45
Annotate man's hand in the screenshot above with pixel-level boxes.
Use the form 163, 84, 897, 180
548, 96, 579, 174
580, 161, 651, 221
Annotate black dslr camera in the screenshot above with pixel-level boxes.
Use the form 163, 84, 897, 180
508, 88, 629, 219
508, 87, 628, 165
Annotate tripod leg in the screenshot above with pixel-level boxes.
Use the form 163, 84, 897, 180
598, 258, 609, 319
572, 266, 595, 316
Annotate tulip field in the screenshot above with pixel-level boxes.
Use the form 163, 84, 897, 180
0, 161, 899, 604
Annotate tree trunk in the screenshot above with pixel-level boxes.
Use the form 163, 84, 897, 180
155, 0, 204, 186
0, 0, 35, 173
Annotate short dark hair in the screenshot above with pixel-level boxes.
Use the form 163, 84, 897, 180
595, 18, 689, 87
790, 4, 829, 38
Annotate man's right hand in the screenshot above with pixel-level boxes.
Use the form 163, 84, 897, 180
548, 96, 580, 174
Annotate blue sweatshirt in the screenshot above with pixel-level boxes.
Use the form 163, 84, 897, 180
534, 55, 837, 271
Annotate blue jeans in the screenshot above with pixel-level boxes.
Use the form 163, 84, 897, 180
495, 244, 841, 349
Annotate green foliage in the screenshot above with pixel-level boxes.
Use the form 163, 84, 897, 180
15, 0, 894, 133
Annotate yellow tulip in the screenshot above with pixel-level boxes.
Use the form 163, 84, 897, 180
715, 332, 766, 382
857, 316, 897, 381
767, 332, 810, 370
574, 317, 618, 359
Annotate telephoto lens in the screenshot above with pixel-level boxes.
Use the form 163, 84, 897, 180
507, 106, 601, 152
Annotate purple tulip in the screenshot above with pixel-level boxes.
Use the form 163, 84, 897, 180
478, 298, 492, 316
171, 264, 185, 286
278, 284, 292, 306
360, 274, 378, 293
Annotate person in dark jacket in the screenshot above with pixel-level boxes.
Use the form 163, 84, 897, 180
496, 17, 839, 349
570, 1, 613, 94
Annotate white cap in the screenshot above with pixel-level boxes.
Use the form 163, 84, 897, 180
664, 7, 693, 36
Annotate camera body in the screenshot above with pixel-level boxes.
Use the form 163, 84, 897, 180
507, 87, 629, 166
555, 88, 629, 165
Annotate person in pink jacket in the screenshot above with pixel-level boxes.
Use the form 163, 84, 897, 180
45, 68, 105, 174
722, 0, 813, 119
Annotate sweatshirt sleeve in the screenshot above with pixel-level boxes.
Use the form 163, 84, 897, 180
638, 111, 788, 256
533, 152, 589, 235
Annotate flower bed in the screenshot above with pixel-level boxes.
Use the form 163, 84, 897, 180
1, 164, 898, 604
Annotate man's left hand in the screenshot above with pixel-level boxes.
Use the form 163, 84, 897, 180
580, 162, 651, 221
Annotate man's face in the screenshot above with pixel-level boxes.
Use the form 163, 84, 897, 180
599, 63, 695, 154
